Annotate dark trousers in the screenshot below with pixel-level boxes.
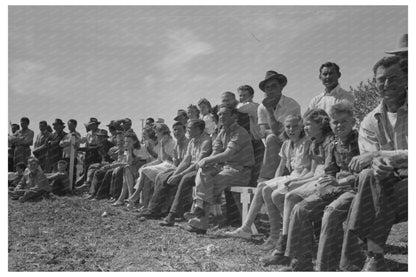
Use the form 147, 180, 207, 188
169, 171, 197, 217
340, 169, 408, 270
316, 191, 356, 271
109, 166, 124, 199
249, 139, 265, 187
89, 168, 108, 196
148, 169, 176, 214
95, 169, 115, 199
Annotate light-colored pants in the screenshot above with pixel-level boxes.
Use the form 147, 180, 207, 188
195, 165, 251, 205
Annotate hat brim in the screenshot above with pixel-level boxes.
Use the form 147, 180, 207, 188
52, 122, 65, 126
85, 122, 100, 127
174, 115, 183, 121
385, 47, 408, 54
259, 75, 288, 92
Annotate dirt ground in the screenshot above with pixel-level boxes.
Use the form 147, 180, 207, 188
8, 195, 408, 271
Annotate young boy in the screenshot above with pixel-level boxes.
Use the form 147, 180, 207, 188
47, 160, 71, 196
9, 157, 51, 203
8, 162, 26, 189
278, 101, 360, 271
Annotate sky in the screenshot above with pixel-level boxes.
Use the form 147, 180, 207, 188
8, 5, 408, 137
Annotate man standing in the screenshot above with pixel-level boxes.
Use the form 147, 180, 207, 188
340, 56, 407, 271
185, 104, 255, 234
8, 117, 35, 170
46, 119, 67, 173
257, 70, 301, 180
33, 121, 52, 170
305, 62, 354, 115
237, 85, 265, 186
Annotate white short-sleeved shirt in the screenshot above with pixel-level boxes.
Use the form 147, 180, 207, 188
257, 95, 301, 126
307, 84, 354, 115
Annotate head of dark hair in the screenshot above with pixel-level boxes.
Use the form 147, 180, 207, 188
303, 109, 333, 138
188, 119, 206, 132
373, 56, 401, 75
68, 119, 77, 126
237, 85, 255, 97
20, 117, 30, 124
173, 121, 186, 130
39, 121, 47, 126
319, 62, 341, 77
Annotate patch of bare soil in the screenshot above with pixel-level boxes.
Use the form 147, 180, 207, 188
8, 196, 407, 271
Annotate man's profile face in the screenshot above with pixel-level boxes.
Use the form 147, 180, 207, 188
319, 66, 340, 90
39, 123, 47, 132
263, 79, 282, 98
20, 120, 28, 130
218, 107, 236, 127
173, 125, 186, 140
238, 90, 252, 103
375, 63, 406, 106
187, 122, 202, 138
67, 121, 76, 132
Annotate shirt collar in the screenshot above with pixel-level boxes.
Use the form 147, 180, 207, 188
276, 95, 288, 108
374, 96, 408, 118
324, 84, 341, 96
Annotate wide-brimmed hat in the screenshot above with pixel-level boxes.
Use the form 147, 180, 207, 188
386, 34, 408, 54
52, 118, 65, 127
173, 110, 187, 121
96, 129, 109, 137
85, 117, 101, 128
259, 70, 288, 92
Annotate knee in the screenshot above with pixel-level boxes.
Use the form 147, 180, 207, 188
265, 134, 278, 146
262, 186, 273, 199
257, 182, 266, 190
322, 206, 338, 226
291, 202, 308, 218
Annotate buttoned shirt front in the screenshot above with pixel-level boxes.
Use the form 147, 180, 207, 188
258, 95, 301, 128
307, 84, 354, 115
187, 132, 212, 164
173, 137, 190, 165
237, 101, 262, 140
213, 122, 255, 168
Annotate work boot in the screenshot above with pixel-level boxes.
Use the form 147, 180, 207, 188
361, 252, 388, 271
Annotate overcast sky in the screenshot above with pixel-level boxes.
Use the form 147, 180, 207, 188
8, 5, 407, 136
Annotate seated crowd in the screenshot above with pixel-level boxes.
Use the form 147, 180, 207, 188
7, 36, 408, 271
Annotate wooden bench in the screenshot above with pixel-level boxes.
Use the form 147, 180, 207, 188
230, 186, 261, 234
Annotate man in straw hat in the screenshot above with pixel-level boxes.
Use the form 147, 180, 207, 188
257, 70, 301, 181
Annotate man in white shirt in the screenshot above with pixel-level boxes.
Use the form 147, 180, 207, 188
305, 62, 354, 116
257, 70, 301, 181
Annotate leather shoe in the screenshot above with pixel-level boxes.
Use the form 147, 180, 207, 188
184, 207, 205, 220
183, 224, 207, 234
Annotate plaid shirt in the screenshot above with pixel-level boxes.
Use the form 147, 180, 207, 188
325, 130, 360, 177
358, 100, 408, 153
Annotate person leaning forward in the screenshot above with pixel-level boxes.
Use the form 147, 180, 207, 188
185, 104, 255, 234
257, 70, 301, 181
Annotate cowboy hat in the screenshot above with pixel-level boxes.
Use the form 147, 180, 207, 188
95, 129, 109, 137
386, 34, 408, 54
84, 117, 101, 128
259, 70, 288, 92
173, 110, 187, 121
52, 118, 65, 126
